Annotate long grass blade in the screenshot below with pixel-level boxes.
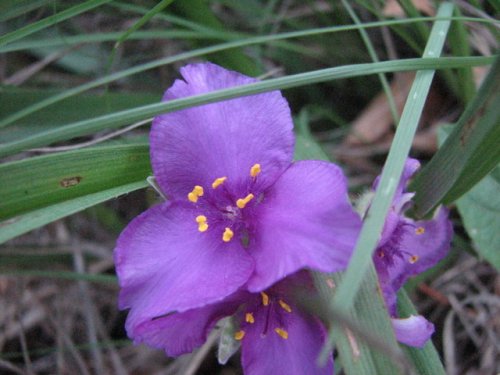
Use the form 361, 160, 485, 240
0, 0, 113, 47
397, 291, 446, 375
0, 0, 53, 23
0, 181, 147, 244
411, 55, 500, 216
0, 16, 492, 128
0, 56, 492, 159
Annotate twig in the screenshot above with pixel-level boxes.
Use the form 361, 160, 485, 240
73, 245, 106, 374
183, 330, 220, 375
4, 46, 79, 86
29, 118, 152, 153
48, 311, 92, 375
443, 306, 458, 375
455, 0, 500, 28
0, 359, 27, 375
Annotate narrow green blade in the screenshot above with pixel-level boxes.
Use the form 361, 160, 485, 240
411, 55, 500, 217
0, 56, 492, 158
332, 1, 455, 312
0, 181, 147, 244
0, 144, 150, 219
0, 0, 113, 47
397, 291, 446, 375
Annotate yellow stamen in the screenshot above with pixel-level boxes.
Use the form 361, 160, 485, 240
260, 292, 269, 306
195, 215, 207, 223
250, 163, 261, 177
278, 299, 292, 313
245, 312, 255, 324
415, 227, 425, 235
187, 185, 204, 203
236, 193, 254, 209
222, 227, 234, 242
234, 330, 245, 340
409, 255, 419, 264
211, 176, 227, 189
195, 215, 208, 232
274, 328, 288, 340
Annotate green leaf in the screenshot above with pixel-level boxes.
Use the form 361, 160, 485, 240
411, 55, 500, 217
456, 167, 500, 271
0, 144, 150, 220
0, 181, 147, 244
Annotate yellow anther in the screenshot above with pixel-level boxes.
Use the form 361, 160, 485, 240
415, 227, 425, 235
409, 255, 419, 264
222, 227, 234, 242
195, 215, 207, 223
195, 215, 208, 232
274, 328, 289, 340
279, 299, 292, 313
250, 163, 261, 177
245, 312, 255, 324
234, 330, 245, 340
187, 185, 204, 203
260, 292, 269, 306
211, 176, 227, 189
236, 193, 254, 209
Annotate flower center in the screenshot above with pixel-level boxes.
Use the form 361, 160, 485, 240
234, 291, 293, 342
376, 222, 424, 266
187, 163, 262, 244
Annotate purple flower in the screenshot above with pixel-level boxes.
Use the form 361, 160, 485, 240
132, 272, 333, 375
371, 158, 453, 347
114, 63, 361, 338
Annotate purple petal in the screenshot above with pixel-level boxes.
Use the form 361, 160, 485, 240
246, 160, 361, 292
151, 63, 294, 200
132, 292, 248, 357
392, 315, 434, 348
376, 207, 452, 314
241, 305, 333, 375
391, 208, 452, 289
114, 201, 254, 331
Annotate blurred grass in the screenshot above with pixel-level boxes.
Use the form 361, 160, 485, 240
0, 1, 498, 374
